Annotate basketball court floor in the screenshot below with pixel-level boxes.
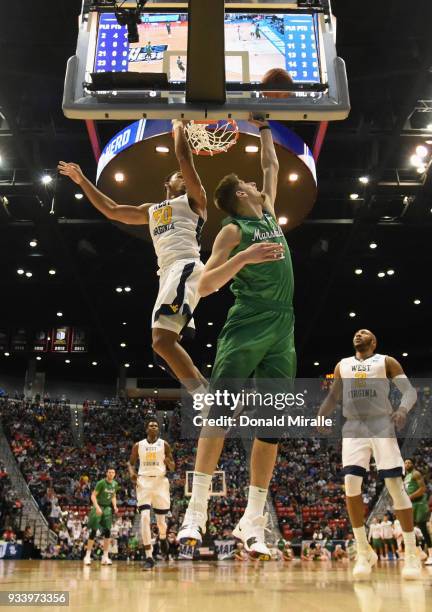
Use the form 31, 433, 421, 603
1, 561, 431, 611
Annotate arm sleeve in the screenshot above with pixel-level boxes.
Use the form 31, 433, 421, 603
393, 375, 417, 412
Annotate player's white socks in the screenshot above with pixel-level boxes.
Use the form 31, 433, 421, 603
353, 526, 369, 552
402, 530, 416, 554
189, 471, 212, 513
244, 486, 267, 518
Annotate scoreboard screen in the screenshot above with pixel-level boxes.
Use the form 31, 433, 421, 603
94, 11, 321, 85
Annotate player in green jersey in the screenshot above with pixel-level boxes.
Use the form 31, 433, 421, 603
405, 458, 432, 564
178, 117, 299, 559
84, 467, 120, 566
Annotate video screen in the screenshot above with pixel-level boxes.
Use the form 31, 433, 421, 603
94, 12, 321, 84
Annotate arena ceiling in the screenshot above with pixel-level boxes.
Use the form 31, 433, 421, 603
0, 0, 431, 385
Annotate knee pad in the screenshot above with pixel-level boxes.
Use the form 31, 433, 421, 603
89, 529, 97, 540
385, 477, 412, 510
344, 474, 363, 497
102, 528, 111, 539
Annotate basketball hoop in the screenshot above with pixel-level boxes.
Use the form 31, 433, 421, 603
185, 119, 240, 156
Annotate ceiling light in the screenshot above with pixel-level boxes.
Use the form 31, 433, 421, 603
207, 364, 212, 368
41, 175, 53, 185
92, 361, 98, 366
65, 359, 71, 364
206, 343, 212, 348
288, 173, 299, 183
377, 272, 385, 278
154, 390, 159, 394
410, 154, 423, 168
124, 363, 130, 368
402, 352, 408, 357
208, 322, 213, 326
414, 299, 421, 305
124, 286, 131, 293
426, 140, 432, 145
25, 272, 32, 278
369, 242, 377, 249
416, 165, 426, 174
4, 352, 10, 357
359, 176, 369, 184
278, 216, 288, 226
350, 193, 359, 200
245, 145, 259, 154
349, 312, 356, 318
29, 240, 37, 248
57, 312, 63, 317
354, 269, 363, 275
36, 356, 42, 361
122, 322, 127, 326
48, 269, 56, 276
386, 269, 395, 276
416, 145, 428, 158
314, 362, 320, 366
17, 269, 24, 275
120, 342, 126, 348
116, 287, 123, 293
155, 146, 170, 154
148, 364, 154, 368
114, 172, 125, 183
428, 124, 432, 131
75, 193, 84, 200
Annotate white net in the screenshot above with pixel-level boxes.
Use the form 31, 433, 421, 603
185, 120, 239, 156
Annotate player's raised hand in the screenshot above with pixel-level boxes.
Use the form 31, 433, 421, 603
242, 242, 285, 264
58, 161, 85, 185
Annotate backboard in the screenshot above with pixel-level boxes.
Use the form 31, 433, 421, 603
63, 1, 350, 121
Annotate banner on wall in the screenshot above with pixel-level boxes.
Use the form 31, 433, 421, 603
0, 330, 8, 352
71, 328, 88, 353
11, 328, 28, 352
33, 330, 49, 353
51, 327, 71, 353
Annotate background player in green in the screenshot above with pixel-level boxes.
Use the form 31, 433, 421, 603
84, 467, 120, 566
178, 116, 296, 559
404, 458, 432, 564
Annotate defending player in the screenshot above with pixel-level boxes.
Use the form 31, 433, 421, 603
178, 117, 297, 559
58, 121, 208, 397
128, 418, 175, 571
83, 467, 119, 566
318, 329, 420, 580
404, 458, 432, 564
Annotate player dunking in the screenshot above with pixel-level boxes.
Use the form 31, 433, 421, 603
83, 467, 119, 566
128, 418, 175, 571
178, 118, 297, 559
318, 329, 420, 579
58, 121, 208, 398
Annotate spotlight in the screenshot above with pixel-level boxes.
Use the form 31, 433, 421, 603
386, 269, 395, 276
417, 166, 426, 174
369, 242, 377, 249
154, 390, 159, 394
65, 359, 71, 364
410, 154, 423, 168
416, 145, 428, 158
207, 364, 212, 368
120, 342, 126, 348
245, 145, 259, 154
49, 269, 56, 276
124, 286, 132, 293
124, 363, 130, 368
206, 343, 213, 348
349, 312, 356, 318
354, 269, 363, 275
122, 322, 127, 326
29, 240, 37, 248
314, 361, 319, 366
359, 176, 369, 184
17, 269, 24, 275
75, 193, 84, 200
350, 193, 359, 200
155, 146, 170, 154
208, 322, 214, 326
41, 175, 53, 185
92, 361, 98, 366
36, 356, 42, 361
288, 173, 299, 183
25, 272, 32, 278
4, 352, 10, 357
116, 287, 123, 293
148, 364, 154, 368
114, 172, 125, 183
57, 312, 63, 317
278, 216, 288, 226
414, 299, 421, 305
402, 352, 408, 357
377, 272, 385, 278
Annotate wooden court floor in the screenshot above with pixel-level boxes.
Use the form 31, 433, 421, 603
1, 560, 431, 612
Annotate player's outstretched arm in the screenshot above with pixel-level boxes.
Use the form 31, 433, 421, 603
249, 116, 279, 216
172, 120, 207, 218
58, 161, 151, 225
164, 441, 175, 471
198, 224, 285, 297
317, 362, 342, 417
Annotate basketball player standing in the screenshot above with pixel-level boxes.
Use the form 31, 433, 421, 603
318, 329, 420, 579
404, 458, 432, 564
58, 121, 208, 397
178, 117, 298, 559
128, 418, 174, 570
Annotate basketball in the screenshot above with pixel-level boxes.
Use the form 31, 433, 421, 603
261, 68, 293, 98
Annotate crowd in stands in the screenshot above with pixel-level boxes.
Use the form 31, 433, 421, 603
0, 385, 431, 561
0, 461, 23, 539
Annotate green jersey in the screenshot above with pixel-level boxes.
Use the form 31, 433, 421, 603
224, 212, 294, 312
94, 479, 119, 507
404, 471, 427, 504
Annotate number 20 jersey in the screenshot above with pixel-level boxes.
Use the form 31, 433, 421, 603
148, 194, 204, 272
138, 438, 166, 477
